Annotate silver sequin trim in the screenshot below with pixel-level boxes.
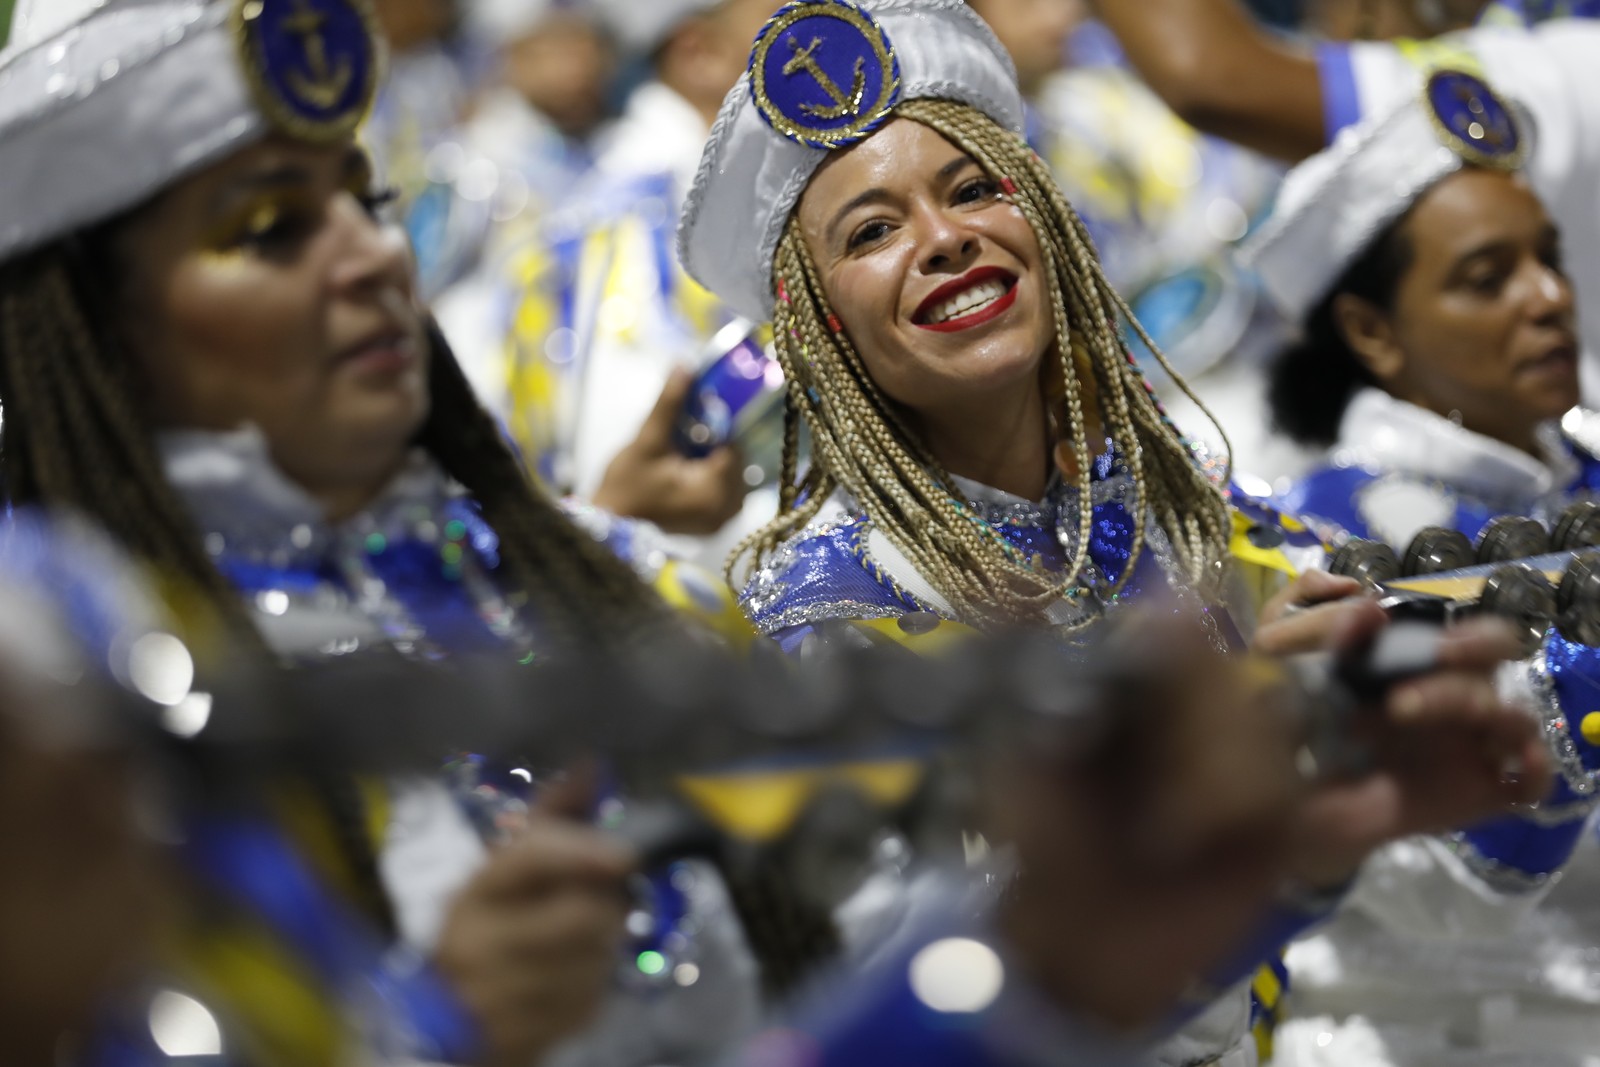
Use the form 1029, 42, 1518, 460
741, 514, 863, 620
1444, 832, 1562, 895
1529, 645, 1598, 797
1509, 794, 1599, 828
754, 600, 921, 636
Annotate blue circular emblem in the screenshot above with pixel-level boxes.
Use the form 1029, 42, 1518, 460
234, 0, 381, 142
749, 0, 901, 150
1424, 69, 1526, 170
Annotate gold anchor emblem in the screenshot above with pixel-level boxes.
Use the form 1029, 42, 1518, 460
280, 0, 353, 110
749, 1, 899, 149
234, 0, 379, 143
1424, 71, 1523, 171
783, 36, 867, 121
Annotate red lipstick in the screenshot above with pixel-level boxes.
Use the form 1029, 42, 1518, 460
913, 267, 1019, 333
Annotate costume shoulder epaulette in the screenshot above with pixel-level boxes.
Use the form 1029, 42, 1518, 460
741, 517, 925, 637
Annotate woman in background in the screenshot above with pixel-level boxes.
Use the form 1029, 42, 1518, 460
1250, 73, 1600, 1067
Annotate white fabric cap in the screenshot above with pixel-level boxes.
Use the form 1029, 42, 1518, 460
1243, 70, 1532, 324
0, 0, 380, 261
468, 0, 552, 41
589, 0, 720, 55
677, 0, 1022, 323
469, 0, 599, 43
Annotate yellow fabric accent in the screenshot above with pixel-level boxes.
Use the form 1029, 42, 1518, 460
1581, 712, 1600, 747
605, 215, 658, 348
1041, 72, 1207, 228
1394, 38, 1486, 75
1277, 511, 1310, 536
1227, 509, 1302, 619
675, 272, 727, 343
1252, 963, 1283, 1010
1253, 1016, 1276, 1062
361, 778, 390, 849
666, 614, 962, 840
1228, 511, 1300, 579
675, 759, 927, 842
1251, 960, 1285, 1062
835, 760, 925, 807
268, 782, 387, 915
505, 243, 560, 472
171, 917, 346, 1067
853, 615, 980, 654
1387, 570, 1565, 600
675, 772, 813, 842
653, 560, 755, 650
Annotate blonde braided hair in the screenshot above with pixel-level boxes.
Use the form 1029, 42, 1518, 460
730, 99, 1233, 625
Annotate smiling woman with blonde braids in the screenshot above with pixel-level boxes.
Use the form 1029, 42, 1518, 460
682, 0, 1305, 647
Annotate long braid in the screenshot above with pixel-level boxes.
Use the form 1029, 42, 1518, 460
732, 100, 1231, 622
0, 252, 255, 628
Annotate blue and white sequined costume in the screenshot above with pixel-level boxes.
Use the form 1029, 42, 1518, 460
742, 448, 1329, 1067
1283, 389, 1600, 549
159, 427, 761, 1067
744, 449, 1323, 654
1272, 390, 1600, 1067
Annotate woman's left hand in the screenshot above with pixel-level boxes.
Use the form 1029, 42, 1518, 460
1253, 570, 1367, 657
1285, 599, 1550, 889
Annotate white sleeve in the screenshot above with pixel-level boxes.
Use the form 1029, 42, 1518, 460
1344, 834, 1556, 940
1340, 40, 1425, 120
379, 777, 488, 952
1342, 658, 1584, 940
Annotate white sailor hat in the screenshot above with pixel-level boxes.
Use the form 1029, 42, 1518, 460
470, 0, 595, 44
589, 0, 721, 56
1243, 69, 1531, 325
0, 0, 383, 262
676, 0, 1023, 323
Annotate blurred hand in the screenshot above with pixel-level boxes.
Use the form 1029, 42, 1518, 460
990, 614, 1298, 1030
1254, 570, 1367, 657
989, 600, 1547, 1031
592, 369, 750, 536
434, 774, 634, 1067
1286, 602, 1549, 888
0, 715, 160, 1064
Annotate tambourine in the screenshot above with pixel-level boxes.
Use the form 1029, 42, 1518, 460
1326, 502, 1600, 651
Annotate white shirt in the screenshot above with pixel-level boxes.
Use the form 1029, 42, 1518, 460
1327, 388, 1578, 547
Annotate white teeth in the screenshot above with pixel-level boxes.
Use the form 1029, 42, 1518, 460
926, 279, 1008, 325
